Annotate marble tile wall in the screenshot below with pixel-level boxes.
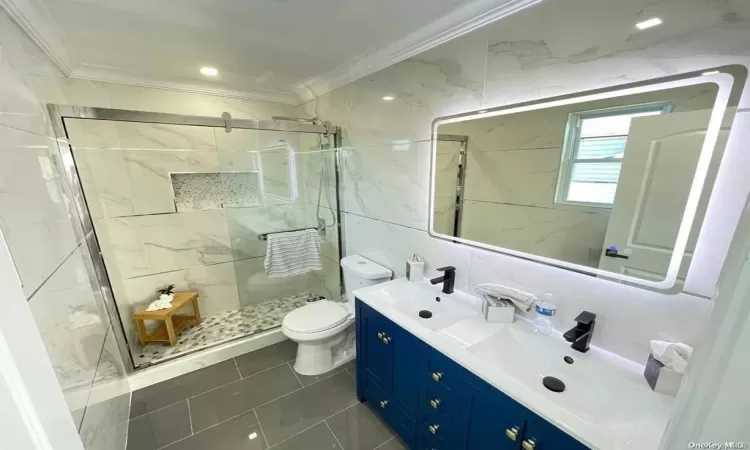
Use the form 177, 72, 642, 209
0, 10, 131, 450
304, 0, 750, 364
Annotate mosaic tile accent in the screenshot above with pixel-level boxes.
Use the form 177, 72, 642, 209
134, 291, 323, 367
171, 172, 261, 211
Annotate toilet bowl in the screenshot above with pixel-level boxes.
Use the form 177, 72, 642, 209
282, 255, 392, 376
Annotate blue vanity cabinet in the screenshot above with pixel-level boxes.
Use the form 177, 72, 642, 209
457, 372, 527, 450
356, 299, 420, 447
356, 299, 590, 450
357, 299, 396, 390
521, 413, 590, 450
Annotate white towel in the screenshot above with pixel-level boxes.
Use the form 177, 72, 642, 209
264, 229, 323, 278
474, 283, 537, 312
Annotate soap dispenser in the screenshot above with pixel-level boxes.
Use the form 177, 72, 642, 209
406, 254, 424, 282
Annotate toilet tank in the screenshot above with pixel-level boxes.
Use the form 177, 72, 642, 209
341, 255, 392, 302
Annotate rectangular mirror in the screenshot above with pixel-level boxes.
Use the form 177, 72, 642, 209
430, 67, 746, 290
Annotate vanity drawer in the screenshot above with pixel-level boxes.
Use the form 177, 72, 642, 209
364, 376, 416, 448
419, 383, 458, 421
419, 418, 453, 448
421, 345, 462, 391
419, 429, 450, 450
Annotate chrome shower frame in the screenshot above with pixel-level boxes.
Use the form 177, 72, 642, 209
47, 104, 344, 373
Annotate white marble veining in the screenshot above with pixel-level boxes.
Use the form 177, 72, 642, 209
341, 141, 432, 230
78, 327, 130, 450
25, 242, 111, 423
355, 278, 675, 450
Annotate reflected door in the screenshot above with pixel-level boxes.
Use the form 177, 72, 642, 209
599, 110, 730, 283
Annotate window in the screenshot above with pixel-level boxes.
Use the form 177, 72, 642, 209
555, 102, 672, 206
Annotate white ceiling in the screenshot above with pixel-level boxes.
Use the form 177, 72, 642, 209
1, 0, 539, 104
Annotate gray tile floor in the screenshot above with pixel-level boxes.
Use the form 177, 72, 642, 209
127, 340, 407, 450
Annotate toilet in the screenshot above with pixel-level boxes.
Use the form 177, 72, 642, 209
282, 254, 392, 376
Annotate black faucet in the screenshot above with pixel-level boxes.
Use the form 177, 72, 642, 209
430, 266, 456, 294
563, 311, 596, 353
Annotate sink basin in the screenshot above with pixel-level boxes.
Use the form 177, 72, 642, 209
466, 325, 658, 426
355, 278, 479, 331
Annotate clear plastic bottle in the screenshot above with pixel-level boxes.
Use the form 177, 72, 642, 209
533, 294, 556, 335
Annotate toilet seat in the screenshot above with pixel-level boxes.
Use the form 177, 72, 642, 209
282, 300, 350, 334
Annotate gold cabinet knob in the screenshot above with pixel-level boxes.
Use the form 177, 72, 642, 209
429, 399, 441, 409
382, 335, 391, 344
377, 332, 384, 340
505, 426, 519, 441
428, 424, 440, 435
522, 438, 537, 450
431, 372, 443, 382
379, 400, 389, 409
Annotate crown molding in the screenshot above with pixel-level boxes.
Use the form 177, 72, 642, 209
0, 0, 75, 74
3, 0, 543, 106
71, 66, 302, 105
295, 0, 544, 102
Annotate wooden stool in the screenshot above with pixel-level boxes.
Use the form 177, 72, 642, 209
133, 291, 201, 346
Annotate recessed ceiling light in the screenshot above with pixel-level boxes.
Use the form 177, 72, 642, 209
635, 17, 662, 30
200, 67, 219, 77
382, 95, 395, 101
702, 70, 720, 76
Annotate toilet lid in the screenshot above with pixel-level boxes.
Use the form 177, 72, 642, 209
283, 300, 350, 334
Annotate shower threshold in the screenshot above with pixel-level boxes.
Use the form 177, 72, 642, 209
133, 291, 321, 368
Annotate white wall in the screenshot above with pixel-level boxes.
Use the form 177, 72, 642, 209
0, 6, 319, 449
0, 10, 132, 450
303, 0, 750, 364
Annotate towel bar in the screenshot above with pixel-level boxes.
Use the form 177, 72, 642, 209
258, 226, 324, 241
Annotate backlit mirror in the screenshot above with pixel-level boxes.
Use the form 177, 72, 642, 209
430, 67, 746, 290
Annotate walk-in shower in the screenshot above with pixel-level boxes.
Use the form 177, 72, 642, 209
48, 106, 343, 370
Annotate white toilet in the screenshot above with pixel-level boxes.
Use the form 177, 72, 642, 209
282, 254, 392, 376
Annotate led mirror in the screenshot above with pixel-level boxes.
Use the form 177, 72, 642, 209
430, 68, 746, 290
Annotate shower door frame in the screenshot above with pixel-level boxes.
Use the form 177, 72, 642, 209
47, 104, 345, 373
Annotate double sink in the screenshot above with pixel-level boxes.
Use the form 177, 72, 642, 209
354, 277, 674, 449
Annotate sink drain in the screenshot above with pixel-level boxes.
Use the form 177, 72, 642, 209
419, 310, 433, 319
542, 376, 566, 393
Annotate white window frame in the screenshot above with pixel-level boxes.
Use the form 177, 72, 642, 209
554, 101, 673, 208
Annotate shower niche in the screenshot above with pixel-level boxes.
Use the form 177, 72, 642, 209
171, 172, 261, 211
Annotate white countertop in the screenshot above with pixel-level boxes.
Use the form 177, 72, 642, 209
354, 278, 674, 450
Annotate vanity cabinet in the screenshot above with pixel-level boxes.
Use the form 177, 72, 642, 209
355, 299, 590, 450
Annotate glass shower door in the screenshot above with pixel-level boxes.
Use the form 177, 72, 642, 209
65, 116, 340, 368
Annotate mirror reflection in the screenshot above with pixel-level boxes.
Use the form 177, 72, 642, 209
432, 72, 743, 286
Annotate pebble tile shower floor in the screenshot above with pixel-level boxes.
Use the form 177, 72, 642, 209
126, 340, 407, 450
134, 292, 319, 367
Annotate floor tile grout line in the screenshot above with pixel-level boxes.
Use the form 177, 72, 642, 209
135, 362, 355, 444
130, 359, 295, 420
253, 409, 271, 449
233, 357, 242, 379
324, 420, 346, 450
186, 398, 195, 435
154, 408, 254, 450
264, 401, 360, 449
288, 362, 305, 387
253, 367, 353, 410
373, 436, 396, 450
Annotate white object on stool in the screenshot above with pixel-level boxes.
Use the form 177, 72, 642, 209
145, 294, 174, 311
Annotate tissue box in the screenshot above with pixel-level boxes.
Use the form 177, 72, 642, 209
482, 297, 515, 323
643, 354, 684, 397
